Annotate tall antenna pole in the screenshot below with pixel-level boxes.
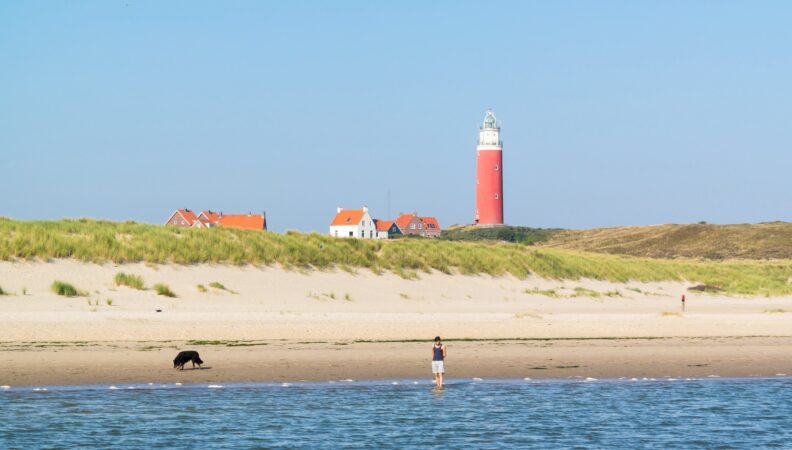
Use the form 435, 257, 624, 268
387, 189, 391, 219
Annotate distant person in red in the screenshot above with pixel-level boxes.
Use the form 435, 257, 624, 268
431, 336, 447, 389
681, 294, 686, 312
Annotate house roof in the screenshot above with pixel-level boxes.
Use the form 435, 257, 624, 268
394, 213, 417, 230
331, 209, 365, 226
374, 220, 394, 232
174, 209, 198, 225
420, 217, 440, 229
218, 214, 266, 230
199, 210, 222, 225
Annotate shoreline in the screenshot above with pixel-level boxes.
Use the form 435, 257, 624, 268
5, 375, 792, 392
2, 336, 791, 387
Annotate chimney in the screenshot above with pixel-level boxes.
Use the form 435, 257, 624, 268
337, 207, 343, 213
363, 206, 368, 213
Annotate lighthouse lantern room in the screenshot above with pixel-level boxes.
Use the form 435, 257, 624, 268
474, 109, 504, 225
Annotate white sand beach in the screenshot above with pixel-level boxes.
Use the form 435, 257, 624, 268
1, 260, 791, 385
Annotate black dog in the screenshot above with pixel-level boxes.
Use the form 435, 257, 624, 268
173, 351, 204, 370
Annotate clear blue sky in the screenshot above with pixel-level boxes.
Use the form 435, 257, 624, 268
2, 1, 790, 232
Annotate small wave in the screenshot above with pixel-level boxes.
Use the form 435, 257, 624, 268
0, 385, 10, 390
391, 381, 399, 385
127, 387, 136, 390
776, 373, 787, 376
341, 379, 354, 383
109, 386, 119, 390
523, 378, 531, 381
32, 388, 48, 391
207, 385, 224, 389
472, 377, 483, 381
281, 383, 291, 387
584, 377, 597, 382
708, 375, 721, 378
174, 383, 183, 386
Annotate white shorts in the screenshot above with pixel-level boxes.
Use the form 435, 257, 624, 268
432, 360, 445, 374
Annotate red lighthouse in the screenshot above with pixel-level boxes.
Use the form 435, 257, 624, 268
475, 109, 504, 225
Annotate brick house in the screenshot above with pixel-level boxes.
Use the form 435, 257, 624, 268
393, 212, 441, 238
165, 209, 198, 227
167, 209, 267, 231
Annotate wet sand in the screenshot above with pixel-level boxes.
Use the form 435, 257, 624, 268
1, 337, 790, 386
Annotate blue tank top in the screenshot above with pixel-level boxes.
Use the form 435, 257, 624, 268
433, 344, 444, 361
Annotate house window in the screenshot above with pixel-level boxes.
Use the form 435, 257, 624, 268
361, 230, 364, 238
370, 231, 373, 238
495, 193, 499, 199
410, 223, 416, 229
334, 230, 338, 237
349, 231, 353, 237
494, 164, 499, 171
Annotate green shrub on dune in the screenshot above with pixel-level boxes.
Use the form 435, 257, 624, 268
114, 272, 145, 290
0, 218, 789, 296
153, 283, 176, 298
51, 280, 84, 297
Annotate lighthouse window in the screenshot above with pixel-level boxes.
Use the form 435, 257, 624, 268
495, 193, 499, 199
494, 164, 499, 171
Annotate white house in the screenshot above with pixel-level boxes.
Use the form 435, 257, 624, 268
329, 207, 377, 239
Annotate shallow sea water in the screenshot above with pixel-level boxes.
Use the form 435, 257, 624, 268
1, 377, 791, 449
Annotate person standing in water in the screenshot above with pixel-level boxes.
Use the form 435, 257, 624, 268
432, 336, 447, 388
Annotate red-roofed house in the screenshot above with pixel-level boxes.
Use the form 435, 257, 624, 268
418, 216, 441, 238
394, 213, 424, 236
218, 213, 267, 231
165, 209, 198, 227
196, 210, 222, 228
167, 209, 267, 231
374, 219, 401, 239
392, 212, 441, 238
330, 207, 376, 238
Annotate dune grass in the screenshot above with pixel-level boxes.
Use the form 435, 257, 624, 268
524, 288, 560, 298
114, 272, 145, 290
572, 287, 601, 298
153, 283, 176, 298
0, 218, 790, 296
197, 284, 207, 292
544, 222, 792, 259
51, 280, 85, 297
0, 286, 6, 295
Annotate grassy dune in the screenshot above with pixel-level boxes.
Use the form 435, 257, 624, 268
543, 222, 792, 260
0, 218, 790, 295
